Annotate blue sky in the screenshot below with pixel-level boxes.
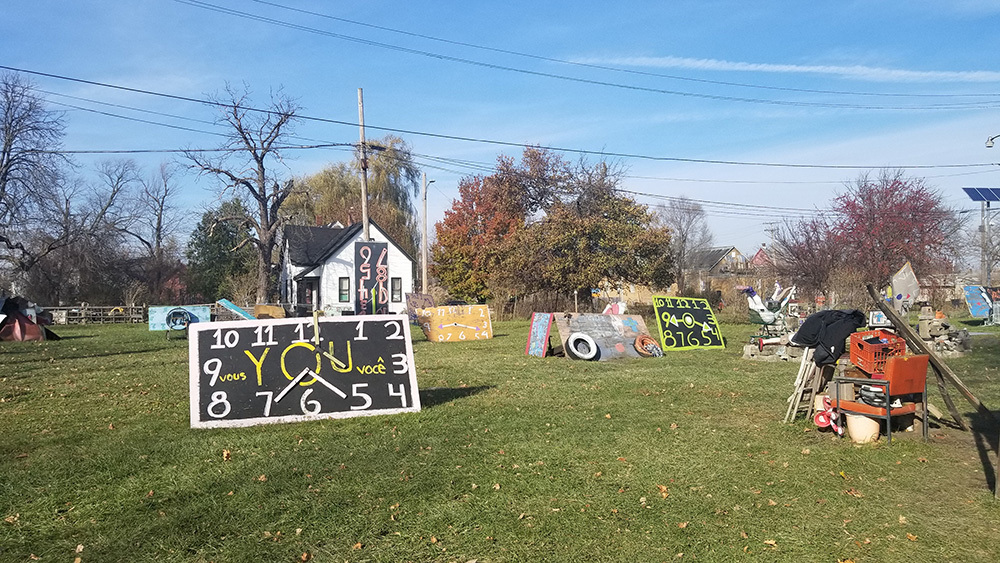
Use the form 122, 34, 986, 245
4, 0, 1000, 254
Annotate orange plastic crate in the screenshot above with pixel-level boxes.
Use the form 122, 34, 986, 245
849, 329, 906, 377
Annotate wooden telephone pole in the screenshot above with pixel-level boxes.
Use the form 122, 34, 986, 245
358, 88, 370, 241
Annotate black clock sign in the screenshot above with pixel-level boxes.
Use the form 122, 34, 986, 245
188, 315, 420, 428
651, 295, 724, 351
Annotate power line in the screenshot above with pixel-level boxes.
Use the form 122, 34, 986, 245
250, 0, 1000, 102
172, 0, 1000, 112
5, 65, 998, 170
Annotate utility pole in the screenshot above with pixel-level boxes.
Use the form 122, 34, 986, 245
358, 88, 370, 241
421, 173, 433, 293
983, 201, 989, 286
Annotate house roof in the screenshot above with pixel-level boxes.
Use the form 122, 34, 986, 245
284, 223, 362, 267
689, 246, 738, 270
283, 220, 417, 271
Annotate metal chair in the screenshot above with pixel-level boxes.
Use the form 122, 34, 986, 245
830, 354, 929, 443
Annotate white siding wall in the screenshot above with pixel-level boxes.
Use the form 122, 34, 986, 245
284, 224, 414, 315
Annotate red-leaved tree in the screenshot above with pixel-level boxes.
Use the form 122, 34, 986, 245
831, 169, 962, 285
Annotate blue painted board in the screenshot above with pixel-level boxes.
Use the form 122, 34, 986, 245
217, 298, 254, 320
525, 312, 553, 357
149, 305, 212, 331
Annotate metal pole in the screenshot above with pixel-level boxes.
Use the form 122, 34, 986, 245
358, 88, 370, 241
988, 201, 993, 287
983, 202, 989, 286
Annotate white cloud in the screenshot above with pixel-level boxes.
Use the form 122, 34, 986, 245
575, 55, 1000, 83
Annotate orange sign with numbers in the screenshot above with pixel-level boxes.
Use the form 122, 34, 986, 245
414, 304, 493, 343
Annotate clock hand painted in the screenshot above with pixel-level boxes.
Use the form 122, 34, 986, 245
438, 322, 481, 330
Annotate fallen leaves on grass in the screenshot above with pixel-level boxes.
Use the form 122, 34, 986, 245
678, 522, 689, 528
844, 488, 863, 498
898, 515, 908, 525
257, 474, 267, 482
907, 533, 918, 541
763, 539, 777, 548
4, 514, 18, 524
300, 552, 312, 561
801, 448, 811, 455
222, 449, 231, 461
352, 542, 362, 549
657, 484, 669, 498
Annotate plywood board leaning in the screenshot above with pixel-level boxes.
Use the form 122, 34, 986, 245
189, 314, 420, 428
552, 313, 651, 361
414, 304, 493, 343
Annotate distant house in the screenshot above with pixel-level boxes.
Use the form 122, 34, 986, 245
748, 245, 772, 270
686, 246, 749, 291
280, 221, 415, 315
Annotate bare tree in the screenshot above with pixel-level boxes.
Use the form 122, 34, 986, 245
186, 85, 299, 303
131, 162, 183, 301
655, 197, 713, 293
0, 72, 71, 272
769, 216, 844, 299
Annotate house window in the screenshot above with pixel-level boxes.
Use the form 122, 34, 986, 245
391, 277, 402, 302
339, 277, 350, 302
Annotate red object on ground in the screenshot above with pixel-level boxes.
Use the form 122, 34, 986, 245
0, 311, 46, 342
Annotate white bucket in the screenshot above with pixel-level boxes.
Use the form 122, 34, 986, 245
846, 414, 880, 443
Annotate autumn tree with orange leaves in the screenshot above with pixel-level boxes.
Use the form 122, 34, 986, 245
431, 148, 673, 302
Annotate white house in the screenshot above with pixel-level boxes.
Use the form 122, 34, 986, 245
280, 221, 415, 316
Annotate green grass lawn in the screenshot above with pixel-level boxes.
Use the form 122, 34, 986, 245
2, 319, 999, 562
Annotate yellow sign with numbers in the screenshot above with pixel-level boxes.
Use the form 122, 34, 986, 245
414, 304, 493, 343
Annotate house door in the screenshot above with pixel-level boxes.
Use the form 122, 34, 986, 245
297, 278, 319, 309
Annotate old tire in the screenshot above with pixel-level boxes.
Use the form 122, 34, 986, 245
566, 332, 599, 361
633, 334, 662, 357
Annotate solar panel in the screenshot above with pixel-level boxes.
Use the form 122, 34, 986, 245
963, 187, 987, 201
963, 187, 1000, 202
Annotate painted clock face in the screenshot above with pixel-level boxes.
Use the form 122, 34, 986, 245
652, 296, 724, 350
415, 304, 493, 343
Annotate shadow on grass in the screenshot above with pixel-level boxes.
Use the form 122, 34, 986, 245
49, 334, 97, 340
968, 409, 1000, 494
419, 385, 493, 408
956, 319, 986, 328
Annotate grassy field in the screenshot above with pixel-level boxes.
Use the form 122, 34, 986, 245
2, 317, 999, 562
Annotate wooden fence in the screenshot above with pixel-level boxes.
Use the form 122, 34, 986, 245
41, 303, 250, 325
